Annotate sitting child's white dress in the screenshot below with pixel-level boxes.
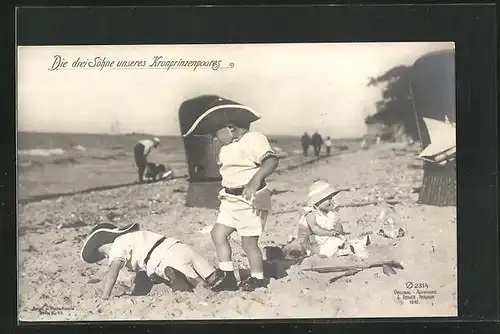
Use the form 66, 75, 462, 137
290, 206, 347, 257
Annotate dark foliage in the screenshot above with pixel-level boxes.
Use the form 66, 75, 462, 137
365, 65, 420, 140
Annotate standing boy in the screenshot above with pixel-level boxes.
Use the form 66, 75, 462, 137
182, 96, 279, 291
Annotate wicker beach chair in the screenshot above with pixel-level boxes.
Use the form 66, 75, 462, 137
409, 49, 456, 206
179, 95, 224, 209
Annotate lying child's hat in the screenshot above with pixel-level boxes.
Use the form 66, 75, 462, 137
80, 222, 139, 264
181, 95, 261, 137
307, 180, 346, 207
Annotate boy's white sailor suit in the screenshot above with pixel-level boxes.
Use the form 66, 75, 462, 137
216, 131, 277, 237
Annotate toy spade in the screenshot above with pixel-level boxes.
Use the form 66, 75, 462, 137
382, 264, 398, 276
301, 260, 404, 274
328, 269, 363, 283
327, 262, 401, 284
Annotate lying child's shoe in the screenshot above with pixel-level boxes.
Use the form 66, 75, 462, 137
239, 277, 270, 292
210, 270, 238, 292
163, 266, 195, 292
131, 271, 155, 296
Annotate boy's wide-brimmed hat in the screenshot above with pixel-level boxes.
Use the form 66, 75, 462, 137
307, 180, 346, 207
181, 95, 261, 137
80, 222, 139, 264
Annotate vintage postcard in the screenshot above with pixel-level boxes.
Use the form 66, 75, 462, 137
17, 42, 457, 321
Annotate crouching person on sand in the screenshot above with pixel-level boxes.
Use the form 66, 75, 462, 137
133, 137, 160, 183
284, 180, 370, 258
80, 222, 225, 299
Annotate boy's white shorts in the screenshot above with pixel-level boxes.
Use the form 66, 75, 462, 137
215, 195, 270, 237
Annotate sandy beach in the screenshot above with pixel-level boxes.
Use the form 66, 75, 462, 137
18, 141, 457, 321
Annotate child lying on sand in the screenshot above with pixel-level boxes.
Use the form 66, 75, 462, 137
285, 180, 370, 258
80, 222, 224, 299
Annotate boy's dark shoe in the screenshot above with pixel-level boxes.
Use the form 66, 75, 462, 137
239, 277, 270, 292
163, 266, 195, 292
209, 270, 238, 292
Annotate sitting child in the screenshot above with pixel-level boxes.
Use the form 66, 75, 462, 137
285, 180, 370, 258
80, 222, 224, 299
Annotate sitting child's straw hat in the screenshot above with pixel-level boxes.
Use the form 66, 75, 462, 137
181, 95, 261, 137
80, 222, 139, 264
307, 180, 346, 207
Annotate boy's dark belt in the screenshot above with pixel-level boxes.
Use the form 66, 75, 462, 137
224, 182, 266, 196
144, 236, 166, 265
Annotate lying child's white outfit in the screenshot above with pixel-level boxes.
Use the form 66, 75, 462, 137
108, 231, 215, 280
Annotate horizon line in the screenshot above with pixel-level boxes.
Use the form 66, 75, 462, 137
17, 130, 363, 140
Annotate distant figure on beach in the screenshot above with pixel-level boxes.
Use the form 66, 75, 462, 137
182, 96, 279, 292
300, 132, 311, 156
361, 137, 369, 150
133, 137, 160, 183
80, 222, 226, 299
311, 131, 323, 157
324, 136, 333, 156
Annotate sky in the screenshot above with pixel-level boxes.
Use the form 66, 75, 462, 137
17, 42, 454, 138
